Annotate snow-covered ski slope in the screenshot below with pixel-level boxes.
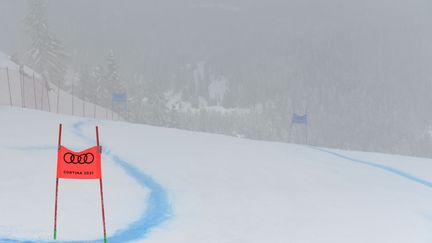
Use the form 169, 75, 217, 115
1, 106, 432, 243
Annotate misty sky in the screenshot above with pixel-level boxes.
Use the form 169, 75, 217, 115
2, 0, 432, 156
1, 0, 431, 79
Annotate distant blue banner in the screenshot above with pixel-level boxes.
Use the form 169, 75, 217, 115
292, 113, 308, 125
112, 92, 127, 103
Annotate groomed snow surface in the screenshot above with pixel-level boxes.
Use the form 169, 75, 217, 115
1, 106, 432, 243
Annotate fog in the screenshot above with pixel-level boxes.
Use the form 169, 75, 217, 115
1, 0, 432, 157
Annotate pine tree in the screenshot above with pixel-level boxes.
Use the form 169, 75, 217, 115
91, 65, 106, 106
104, 50, 126, 116
145, 79, 168, 125
24, 0, 68, 85
78, 67, 95, 102
97, 50, 122, 107
106, 50, 123, 92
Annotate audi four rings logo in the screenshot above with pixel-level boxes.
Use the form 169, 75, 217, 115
63, 152, 95, 164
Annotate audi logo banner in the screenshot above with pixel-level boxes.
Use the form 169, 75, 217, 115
56, 146, 102, 179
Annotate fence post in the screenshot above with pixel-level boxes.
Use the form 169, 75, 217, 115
33, 72, 37, 109
71, 79, 74, 116
19, 70, 25, 108
6, 67, 12, 106
40, 79, 44, 111
56, 79, 60, 114
23, 72, 27, 108
45, 78, 51, 112
83, 99, 85, 117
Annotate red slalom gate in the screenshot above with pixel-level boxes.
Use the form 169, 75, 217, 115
53, 124, 107, 242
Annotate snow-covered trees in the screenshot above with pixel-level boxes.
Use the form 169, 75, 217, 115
24, 0, 68, 85
106, 50, 123, 92
104, 50, 127, 116
77, 67, 95, 103
88, 65, 105, 107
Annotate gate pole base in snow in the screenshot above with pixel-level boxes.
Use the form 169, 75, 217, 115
53, 178, 59, 240
53, 124, 62, 240
96, 126, 107, 243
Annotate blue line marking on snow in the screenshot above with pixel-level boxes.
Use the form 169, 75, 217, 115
311, 146, 432, 188
72, 120, 94, 145
0, 120, 172, 243
106, 155, 172, 242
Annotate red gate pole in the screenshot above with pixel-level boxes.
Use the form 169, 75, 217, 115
53, 124, 62, 240
96, 126, 107, 243
99, 177, 107, 243
53, 178, 59, 240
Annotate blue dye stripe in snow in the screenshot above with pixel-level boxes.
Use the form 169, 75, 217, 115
311, 146, 432, 189
106, 155, 172, 242
0, 120, 172, 243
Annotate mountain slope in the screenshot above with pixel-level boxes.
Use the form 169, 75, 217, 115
1, 106, 432, 242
